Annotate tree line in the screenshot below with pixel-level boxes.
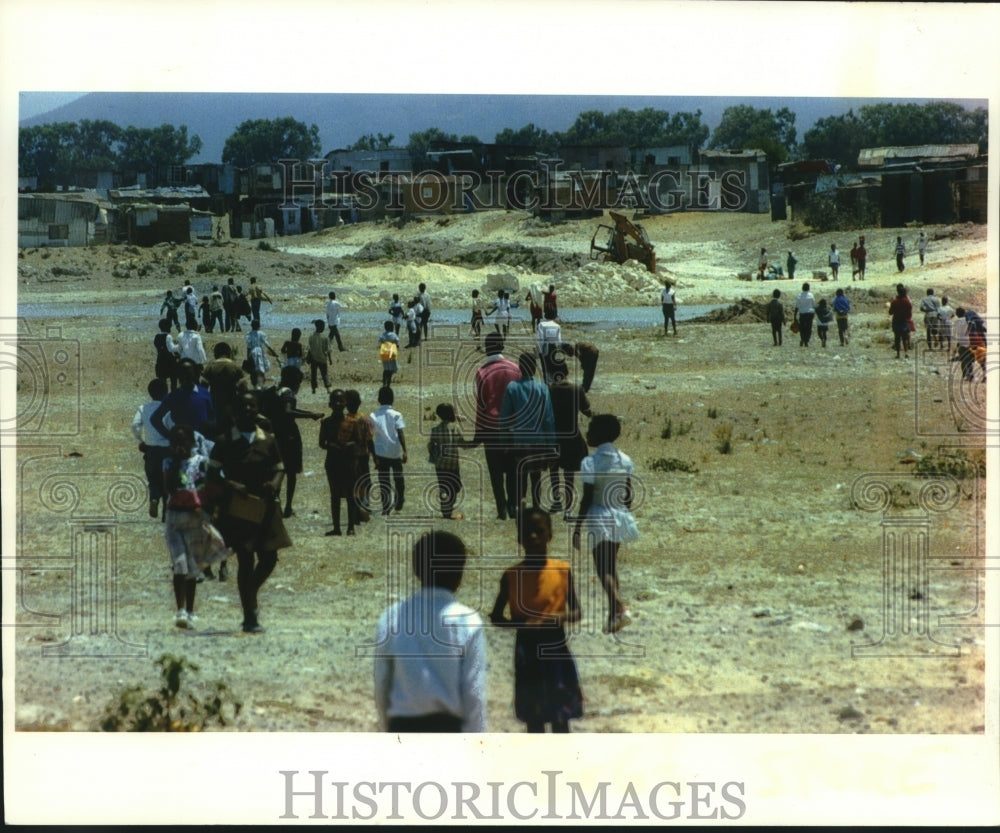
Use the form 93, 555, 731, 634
19, 101, 986, 190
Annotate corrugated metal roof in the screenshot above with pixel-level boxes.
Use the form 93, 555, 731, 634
700, 149, 767, 160
857, 144, 979, 168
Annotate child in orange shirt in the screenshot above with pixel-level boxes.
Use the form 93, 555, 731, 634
490, 508, 583, 732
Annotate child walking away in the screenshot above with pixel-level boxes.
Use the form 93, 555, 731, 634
319, 389, 358, 536
374, 531, 486, 732
154, 318, 181, 391
573, 414, 637, 634
307, 319, 332, 395
378, 320, 400, 387
428, 403, 467, 520
132, 378, 172, 519
280, 328, 304, 369
766, 289, 785, 346
388, 293, 404, 335
833, 288, 851, 346
163, 424, 230, 629
895, 236, 907, 272
490, 508, 583, 733
470, 289, 485, 350
368, 386, 408, 515
815, 298, 833, 348
404, 300, 421, 348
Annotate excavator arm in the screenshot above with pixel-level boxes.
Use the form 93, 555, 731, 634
589, 210, 657, 273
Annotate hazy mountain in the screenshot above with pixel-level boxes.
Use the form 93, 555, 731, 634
18, 91, 964, 164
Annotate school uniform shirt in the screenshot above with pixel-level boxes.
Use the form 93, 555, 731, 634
938, 305, 956, 337
178, 328, 208, 364
795, 291, 816, 314
326, 298, 343, 328
209, 291, 224, 313
829, 249, 840, 267
536, 319, 562, 354
581, 442, 637, 543
660, 287, 676, 305
955, 317, 970, 348
374, 586, 486, 732
132, 401, 172, 448
832, 295, 851, 316
368, 404, 406, 459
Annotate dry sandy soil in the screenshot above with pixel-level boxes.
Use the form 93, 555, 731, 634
10, 208, 991, 734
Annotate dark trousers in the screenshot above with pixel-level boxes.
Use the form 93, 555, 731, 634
511, 447, 558, 511
958, 345, 975, 380
387, 713, 462, 732
435, 470, 462, 517
143, 446, 170, 501
236, 547, 277, 626
771, 321, 783, 345
662, 303, 676, 334
223, 304, 235, 332
328, 326, 345, 351
375, 456, 405, 513
837, 317, 849, 345
310, 361, 330, 392
484, 445, 514, 518
798, 312, 814, 346
209, 310, 224, 333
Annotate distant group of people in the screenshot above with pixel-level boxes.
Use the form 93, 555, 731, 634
763, 280, 986, 372
766, 282, 851, 349
762, 232, 930, 284
760, 235, 938, 283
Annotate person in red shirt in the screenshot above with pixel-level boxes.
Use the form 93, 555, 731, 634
888, 283, 913, 359
473, 332, 521, 520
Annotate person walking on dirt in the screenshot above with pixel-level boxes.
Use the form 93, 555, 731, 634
221, 278, 237, 332
894, 236, 907, 272
757, 248, 768, 281
786, 251, 797, 282
919, 288, 942, 350
473, 332, 521, 521
306, 319, 332, 395
856, 236, 867, 280
889, 283, 913, 359
767, 289, 785, 346
793, 282, 816, 347
833, 288, 851, 346
543, 284, 558, 320
208, 390, 291, 633
916, 231, 927, 266
247, 277, 273, 323
660, 281, 677, 336
160, 290, 183, 333
326, 291, 346, 352
418, 282, 431, 341
828, 243, 840, 281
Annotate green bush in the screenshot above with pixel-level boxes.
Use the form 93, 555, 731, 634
648, 457, 699, 473
100, 654, 242, 732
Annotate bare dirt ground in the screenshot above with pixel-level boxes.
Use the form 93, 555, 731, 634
11, 208, 991, 734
